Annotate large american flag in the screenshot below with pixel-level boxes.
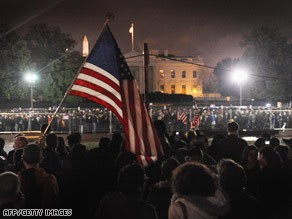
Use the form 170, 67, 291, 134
69, 25, 164, 166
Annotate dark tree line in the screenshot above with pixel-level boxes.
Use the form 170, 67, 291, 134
214, 26, 292, 102
0, 23, 83, 104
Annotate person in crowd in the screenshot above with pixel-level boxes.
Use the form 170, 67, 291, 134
186, 144, 217, 168
270, 137, 280, 148
257, 146, 284, 218
7, 136, 28, 164
240, 145, 260, 196
96, 163, 158, 219
0, 171, 24, 211
147, 158, 180, 219
40, 133, 62, 177
17, 144, 59, 208
66, 133, 81, 152
98, 137, 111, 152
215, 121, 248, 163
0, 138, 7, 158
208, 134, 225, 161
217, 159, 261, 219
4, 149, 25, 173
154, 120, 172, 158
169, 162, 230, 219
174, 147, 188, 164
254, 137, 266, 149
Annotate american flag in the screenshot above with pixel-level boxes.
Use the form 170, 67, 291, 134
177, 111, 187, 125
190, 114, 201, 130
69, 25, 164, 166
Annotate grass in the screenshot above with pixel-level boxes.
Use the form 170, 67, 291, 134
83, 141, 99, 150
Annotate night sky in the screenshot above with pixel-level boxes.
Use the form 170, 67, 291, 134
1, 0, 292, 65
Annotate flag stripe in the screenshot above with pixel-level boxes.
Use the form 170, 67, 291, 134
69, 90, 123, 123
138, 87, 151, 156
127, 81, 141, 155
84, 62, 120, 85
80, 67, 120, 93
74, 78, 122, 105
70, 85, 123, 119
122, 80, 136, 153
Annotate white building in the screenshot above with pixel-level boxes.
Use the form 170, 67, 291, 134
124, 50, 206, 98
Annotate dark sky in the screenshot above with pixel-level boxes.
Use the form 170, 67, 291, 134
2, 0, 292, 65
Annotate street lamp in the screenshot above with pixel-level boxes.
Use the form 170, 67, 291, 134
231, 67, 248, 106
25, 73, 37, 131
25, 73, 37, 109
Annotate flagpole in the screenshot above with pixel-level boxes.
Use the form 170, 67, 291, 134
43, 15, 113, 135
131, 23, 134, 51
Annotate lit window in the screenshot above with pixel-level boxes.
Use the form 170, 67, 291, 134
182, 85, 186, 94
160, 85, 164, 93
193, 71, 197, 78
182, 71, 186, 78
171, 85, 175, 94
160, 70, 165, 78
171, 70, 175, 78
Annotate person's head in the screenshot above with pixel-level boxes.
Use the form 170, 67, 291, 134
0, 138, 5, 150
67, 133, 81, 148
190, 135, 208, 152
115, 151, 138, 171
99, 137, 111, 151
111, 133, 123, 148
13, 149, 23, 165
172, 162, 217, 197
161, 158, 180, 182
254, 137, 266, 149
270, 137, 280, 148
118, 163, 146, 196
22, 144, 42, 166
175, 148, 188, 164
275, 145, 292, 163
241, 145, 259, 166
0, 172, 20, 204
13, 136, 28, 150
185, 146, 203, 162
227, 122, 239, 134
217, 159, 246, 198
258, 146, 282, 169
45, 133, 58, 149
154, 120, 167, 137
261, 132, 271, 141
186, 130, 196, 143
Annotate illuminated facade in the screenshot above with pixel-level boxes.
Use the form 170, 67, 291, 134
124, 50, 206, 98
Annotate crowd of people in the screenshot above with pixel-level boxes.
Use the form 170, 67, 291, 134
0, 106, 292, 134
0, 121, 292, 218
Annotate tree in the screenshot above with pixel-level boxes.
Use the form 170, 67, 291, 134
24, 23, 83, 103
241, 26, 292, 101
0, 24, 31, 100
41, 51, 83, 103
200, 68, 218, 93
213, 57, 240, 97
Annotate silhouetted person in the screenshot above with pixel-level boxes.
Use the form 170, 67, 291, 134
215, 122, 248, 163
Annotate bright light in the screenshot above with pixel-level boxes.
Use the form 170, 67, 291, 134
231, 67, 249, 84
266, 103, 271, 108
25, 73, 37, 83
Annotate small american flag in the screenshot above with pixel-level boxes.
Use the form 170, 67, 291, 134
177, 111, 187, 125
69, 25, 164, 166
190, 114, 201, 130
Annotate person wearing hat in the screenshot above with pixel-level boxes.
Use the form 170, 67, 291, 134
17, 144, 59, 209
